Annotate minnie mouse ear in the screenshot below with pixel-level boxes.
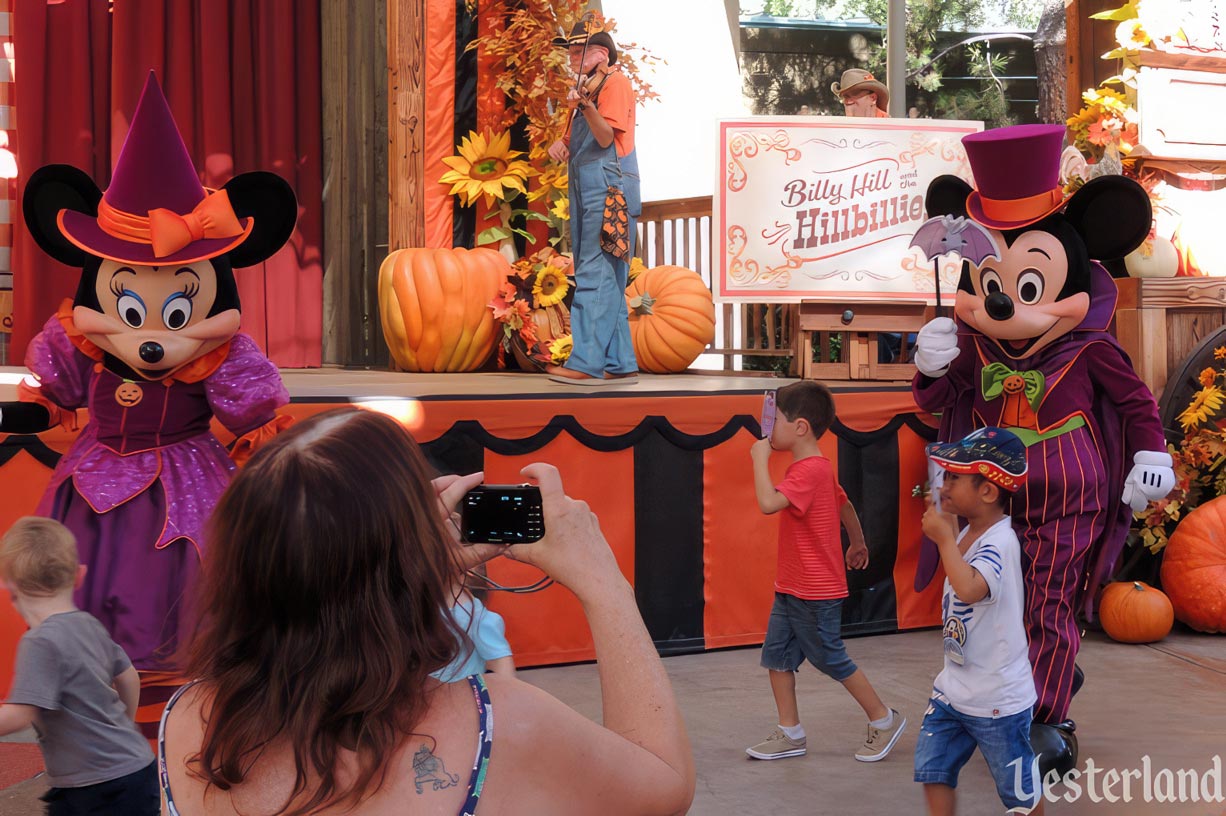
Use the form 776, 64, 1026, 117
925, 175, 973, 219
222, 171, 298, 268
22, 165, 103, 267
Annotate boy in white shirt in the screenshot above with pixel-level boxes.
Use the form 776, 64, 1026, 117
917, 427, 1043, 815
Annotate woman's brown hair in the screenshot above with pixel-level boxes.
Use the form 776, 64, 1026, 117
182, 407, 462, 814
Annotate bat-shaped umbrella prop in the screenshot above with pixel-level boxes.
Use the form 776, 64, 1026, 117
909, 215, 1000, 317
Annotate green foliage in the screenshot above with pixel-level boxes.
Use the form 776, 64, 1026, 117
743, 0, 1036, 127
931, 45, 1017, 127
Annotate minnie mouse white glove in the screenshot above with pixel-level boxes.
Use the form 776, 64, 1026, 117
914, 317, 960, 378
1121, 450, 1175, 513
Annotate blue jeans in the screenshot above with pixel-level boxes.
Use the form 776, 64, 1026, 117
914, 697, 1040, 812
759, 593, 857, 681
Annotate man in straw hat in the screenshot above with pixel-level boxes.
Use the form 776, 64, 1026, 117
545, 20, 641, 385
831, 68, 890, 118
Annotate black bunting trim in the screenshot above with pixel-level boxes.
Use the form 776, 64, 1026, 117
0, 434, 64, 470
430, 413, 937, 454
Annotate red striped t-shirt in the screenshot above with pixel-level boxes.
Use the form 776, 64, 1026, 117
774, 455, 850, 600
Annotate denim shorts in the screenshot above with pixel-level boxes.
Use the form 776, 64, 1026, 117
759, 592, 857, 681
914, 697, 1040, 813
41, 761, 159, 816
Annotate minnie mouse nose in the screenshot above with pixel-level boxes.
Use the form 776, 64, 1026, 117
139, 342, 165, 364
985, 292, 1014, 321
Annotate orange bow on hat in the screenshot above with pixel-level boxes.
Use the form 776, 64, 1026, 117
146, 189, 245, 259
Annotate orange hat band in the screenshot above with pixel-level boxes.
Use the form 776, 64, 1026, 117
95, 188, 245, 258
976, 187, 1066, 224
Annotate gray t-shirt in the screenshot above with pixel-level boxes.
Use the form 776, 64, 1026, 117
6, 610, 153, 787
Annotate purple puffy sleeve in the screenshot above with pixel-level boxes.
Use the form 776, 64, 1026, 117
23, 313, 95, 410
204, 334, 290, 437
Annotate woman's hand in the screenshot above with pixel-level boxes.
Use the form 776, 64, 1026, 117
431, 471, 508, 571
505, 463, 623, 598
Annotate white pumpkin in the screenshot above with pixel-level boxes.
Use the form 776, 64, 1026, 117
1124, 236, 1178, 279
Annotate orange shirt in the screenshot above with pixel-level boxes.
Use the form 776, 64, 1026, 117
773, 455, 850, 601
596, 69, 636, 156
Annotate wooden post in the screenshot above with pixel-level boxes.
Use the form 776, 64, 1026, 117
321, 0, 389, 368
387, 0, 426, 251
1065, 0, 1083, 120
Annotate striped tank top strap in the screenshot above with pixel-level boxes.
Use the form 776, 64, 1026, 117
458, 674, 493, 816
157, 680, 201, 816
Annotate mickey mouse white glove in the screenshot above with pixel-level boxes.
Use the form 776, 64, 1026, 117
1121, 450, 1175, 513
914, 317, 960, 378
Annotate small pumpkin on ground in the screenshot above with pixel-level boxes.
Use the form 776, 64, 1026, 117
1161, 495, 1226, 633
624, 265, 715, 374
378, 247, 508, 372
1098, 581, 1173, 643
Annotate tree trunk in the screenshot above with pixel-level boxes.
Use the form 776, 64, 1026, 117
1035, 0, 1068, 124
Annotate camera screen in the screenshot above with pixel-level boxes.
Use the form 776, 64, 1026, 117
462, 488, 544, 544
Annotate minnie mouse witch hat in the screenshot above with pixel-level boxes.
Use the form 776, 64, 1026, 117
24, 72, 296, 269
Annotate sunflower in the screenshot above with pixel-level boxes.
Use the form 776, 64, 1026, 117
1215, 346, 1226, 361
549, 335, 574, 364
1200, 367, 1219, 388
550, 195, 569, 222
628, 256, 647, 284
532, 266, 570, 308
527, 165, 569, 203
1178, 385, 1226, 432
439, 130, 533, 208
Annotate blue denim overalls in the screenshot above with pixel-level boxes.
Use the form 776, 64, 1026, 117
564, 104, 641, 377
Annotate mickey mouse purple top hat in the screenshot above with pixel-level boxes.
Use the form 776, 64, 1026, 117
56, 72, 253, 265
963, 124, 1070, 231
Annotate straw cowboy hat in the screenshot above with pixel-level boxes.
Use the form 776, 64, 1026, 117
830, 69, 889, 111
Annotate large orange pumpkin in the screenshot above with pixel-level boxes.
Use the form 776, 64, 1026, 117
1098, 581, 1174, 643
378, 247, 508, 372
1162, 496, 1226, 633
624, 265, 715, 374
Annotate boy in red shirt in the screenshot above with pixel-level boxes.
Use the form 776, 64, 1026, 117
747, 381, 907, 762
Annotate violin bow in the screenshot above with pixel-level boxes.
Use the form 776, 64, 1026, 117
562, 11, 597, 141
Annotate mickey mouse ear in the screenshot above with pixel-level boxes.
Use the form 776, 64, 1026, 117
1064, 175, 1151, 261
222, 171, 298, 268
23, 165, 103, 267
925, 175, 973, 220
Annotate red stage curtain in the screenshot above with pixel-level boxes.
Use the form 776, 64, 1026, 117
11, 0, 322, 367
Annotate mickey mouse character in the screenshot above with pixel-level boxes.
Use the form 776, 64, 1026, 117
0, 74, 295, 671
911, 124, 1174, 766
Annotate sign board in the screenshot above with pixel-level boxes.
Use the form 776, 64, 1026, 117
715, 117, 983, 303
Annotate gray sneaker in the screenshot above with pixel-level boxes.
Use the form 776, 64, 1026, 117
855, 709, 907, 762
746, 728, 807, 760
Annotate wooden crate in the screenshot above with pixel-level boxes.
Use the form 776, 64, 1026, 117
797, 300, 932, 382
1113, 277, 1226, 398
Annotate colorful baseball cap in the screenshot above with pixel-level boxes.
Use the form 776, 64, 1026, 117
926, 426, 1027, 493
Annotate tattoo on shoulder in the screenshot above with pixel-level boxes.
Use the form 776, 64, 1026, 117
412, 744, 460, 794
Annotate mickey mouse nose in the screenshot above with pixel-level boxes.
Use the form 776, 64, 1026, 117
139, 342, 165, 364
985, 292, 1014, 321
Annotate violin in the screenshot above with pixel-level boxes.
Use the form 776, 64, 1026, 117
572, 64, 611, 111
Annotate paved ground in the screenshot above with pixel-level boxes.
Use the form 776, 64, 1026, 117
2, 628, 1223, 814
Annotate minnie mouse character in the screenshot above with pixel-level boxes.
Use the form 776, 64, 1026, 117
911, 125, 1174, 766
0, 74, 295, 671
